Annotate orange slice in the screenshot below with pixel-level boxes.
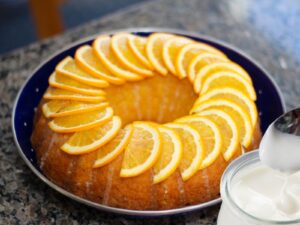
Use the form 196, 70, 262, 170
56, 56, 109, 88
192, 99, 253, 148
175, 43, 227, 79
61, 116, 122, 154
146, 33, 174, 75
196, 109, 240, 161
42, 100, 109, 118
200, 71, 256, 100
188, 52, 228, 82
128, 35, 153, 69
42, 100, 68, 118
93, 35, 143, 81
111, 33, 154, 77
194, 62, 252, 94
120, 122, 162, 177
176, 116, 222, 169
153, 126, 183, 184
162, 36, 193, 75
195, 88, 258, 126
165, 123, 204, 181
93, 125, 133, 168
48, 107, 114, 133
49, 72, 105, 96
193, 62, 252, 93
44, 88, 106, 103
75, 45, 125, 85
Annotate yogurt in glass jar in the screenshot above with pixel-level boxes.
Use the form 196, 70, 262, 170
218, 114, 300, 225
218, 151, 300, 225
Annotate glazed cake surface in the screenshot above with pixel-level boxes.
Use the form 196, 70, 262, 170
31, 32, 261, 210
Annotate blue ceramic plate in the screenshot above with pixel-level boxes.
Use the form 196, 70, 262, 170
12, 28, 285, 217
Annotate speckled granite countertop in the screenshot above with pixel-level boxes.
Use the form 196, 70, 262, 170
1, 0, 300, 224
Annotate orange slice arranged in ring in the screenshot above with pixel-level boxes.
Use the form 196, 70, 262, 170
61, 116, 122, 154
44, 88, 106, 103
146, 33, 174, 75
153, 126, 183, 184
93, 125, 133, 168
48, 107, 114, 133
75, 45, 125, 85
165, 123, 204, 181
188, 53, 229, 82
49, 72, 106, 96
194, 62, 252, 93
128, 35, 153, 69
193, 62, 252, 93
56, 56, 109, 88
196, 109, 240, 161
120, 122, 162, 177
42, 100, 69, 118
195, 88, 258, 126
93, 36, 143, 81
42, 100, 109, 118
200, 71, 256, 100
192, 99, 253, 148
176, 115, 222, 169
175, 43, 227, 79
162, 36, 193, 75
111, 33, 154, 77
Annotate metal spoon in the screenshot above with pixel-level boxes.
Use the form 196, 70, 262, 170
274, 108, 300, 135
259, 107, 300, 173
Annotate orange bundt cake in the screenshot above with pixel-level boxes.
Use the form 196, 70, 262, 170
31, 32, 262, 210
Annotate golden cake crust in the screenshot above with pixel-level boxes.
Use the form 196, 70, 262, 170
31, 103, 261, 209
31, 32, 262, 210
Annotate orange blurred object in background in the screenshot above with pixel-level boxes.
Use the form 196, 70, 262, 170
28, 0, 65, 39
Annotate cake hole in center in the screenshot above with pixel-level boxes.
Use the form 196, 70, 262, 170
104, 74, 198, 126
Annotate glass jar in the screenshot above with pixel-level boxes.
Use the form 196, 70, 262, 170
217, 150, 300, 225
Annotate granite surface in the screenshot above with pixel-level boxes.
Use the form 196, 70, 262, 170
1, 0, 300, 224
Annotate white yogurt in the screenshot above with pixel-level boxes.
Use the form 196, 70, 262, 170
218, 119, 300, 224
259, 124, 300, 173
231, 165, 300, 221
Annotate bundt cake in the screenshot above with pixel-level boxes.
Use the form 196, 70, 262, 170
31, 32, 262, 210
